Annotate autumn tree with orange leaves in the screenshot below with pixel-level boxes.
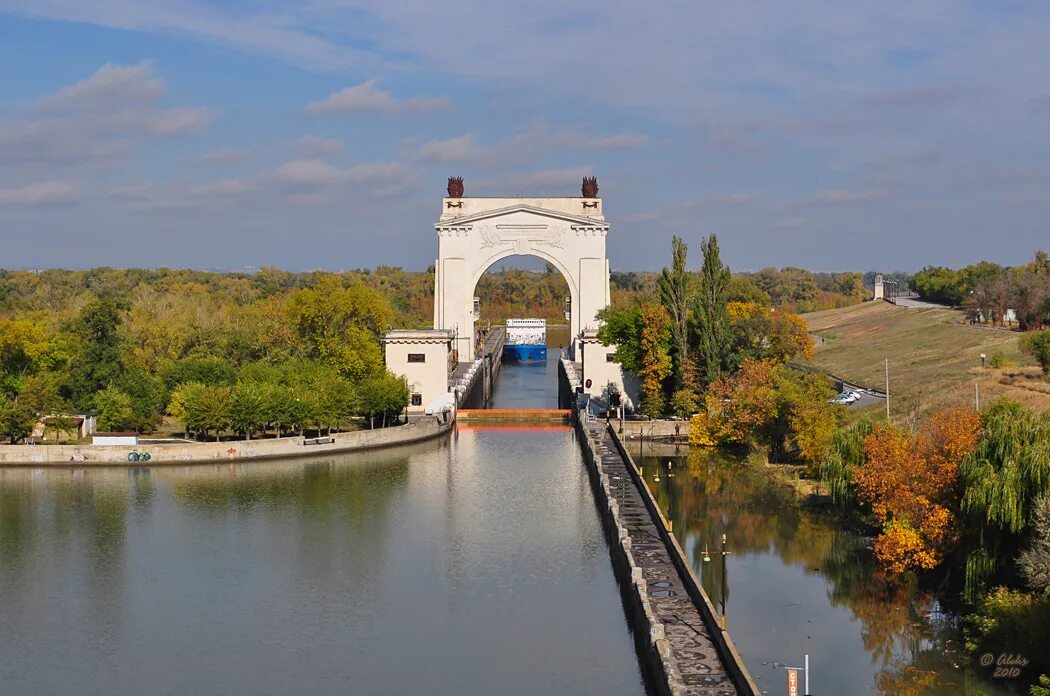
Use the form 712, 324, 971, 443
853, 407, 983, 574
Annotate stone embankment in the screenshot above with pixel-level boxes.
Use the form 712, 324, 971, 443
0, 415, 454, 466
577, 416, 759, 696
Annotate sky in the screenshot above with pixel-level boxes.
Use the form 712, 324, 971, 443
0, 2, 1048, 273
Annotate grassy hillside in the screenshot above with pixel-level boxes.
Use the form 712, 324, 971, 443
802, 301, 1050, 423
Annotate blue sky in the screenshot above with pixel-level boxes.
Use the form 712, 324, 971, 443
1, 1, 1048, 272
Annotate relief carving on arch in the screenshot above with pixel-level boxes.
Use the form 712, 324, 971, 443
477, 223, 566, 249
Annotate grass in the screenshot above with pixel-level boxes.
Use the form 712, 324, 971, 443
802, 301, 1050, 424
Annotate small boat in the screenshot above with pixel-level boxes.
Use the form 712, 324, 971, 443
502, 318, 547, 364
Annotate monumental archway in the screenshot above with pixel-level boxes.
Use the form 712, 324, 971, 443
433, 178, 611, 363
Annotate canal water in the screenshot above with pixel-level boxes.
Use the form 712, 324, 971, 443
0, 413, 645, 692
640, 446, 1016, 696
487, 323, 570, 410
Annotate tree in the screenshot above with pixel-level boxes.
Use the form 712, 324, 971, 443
287, 274, 392, 380
659, 236, 693, 392
1021, 329, 1050, 375
669, 388, 698, 419
230, 381, 266, 439
1019, 495, 1050, 594
0, 394, 35, 443
595, 305, 643, 372
66, 297, 127, 408
855, 408, 982, 575
94, 386, 136, 432
692, 234, 731, 386
690, 358, 778, 447
637, 303, 672, 417
162, 355, 236, 390
357, 372, 409, 428
961, 399, 1050, 600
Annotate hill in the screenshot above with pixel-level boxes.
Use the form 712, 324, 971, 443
802, 301, 1050, 422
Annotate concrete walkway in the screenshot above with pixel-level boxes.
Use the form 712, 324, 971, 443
583, 419, 755, 695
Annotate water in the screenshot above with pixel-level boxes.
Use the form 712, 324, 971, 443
487, 324, 569, 410
640, 446, 1017, 696
0, 429, 646, 695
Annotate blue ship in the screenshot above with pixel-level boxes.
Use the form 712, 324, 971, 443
502, 319, 548, 364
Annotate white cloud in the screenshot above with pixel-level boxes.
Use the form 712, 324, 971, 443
0, 180, 78, 206
306, 80, 449, 114
38, 61, 165, 111
144, 107, 210, 135
0, 62, 208, 170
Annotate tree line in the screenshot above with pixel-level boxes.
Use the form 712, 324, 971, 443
912, 250, 1050, 329
0, 271, 410, 443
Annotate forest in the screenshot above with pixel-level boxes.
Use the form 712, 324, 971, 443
0, 270, 410, 442
0, 261, 876, 445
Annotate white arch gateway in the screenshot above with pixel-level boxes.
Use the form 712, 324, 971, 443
432, 179, 626, 400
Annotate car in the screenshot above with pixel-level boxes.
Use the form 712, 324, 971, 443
830, 391, 861, 405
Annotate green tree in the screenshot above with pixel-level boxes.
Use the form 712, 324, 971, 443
94, 386, 136, 432
66, 297, 127, 408
1019, 495, 1050, 594
960, 399, 1050, 601
659, 236, 693, 391
162, 355, 237, 390
692, 234, 731, 386
595, 305, 643, 372
1021, 329, 1050, 375
669, 388, 698, 419
287, 274, 392, 380
0, 394, 35, 443
230, 381, 266, 439
357, 372, 409, 428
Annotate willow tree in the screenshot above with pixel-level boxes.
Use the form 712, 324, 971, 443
959, 399, 1050, 601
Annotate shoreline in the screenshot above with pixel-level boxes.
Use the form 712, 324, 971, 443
0, 415, 454, 467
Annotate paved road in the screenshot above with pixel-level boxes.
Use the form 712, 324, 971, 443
891, 297, 949, 309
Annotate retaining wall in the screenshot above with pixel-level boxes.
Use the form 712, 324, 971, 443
575, 413, 759, 696
0, 416, 454, 467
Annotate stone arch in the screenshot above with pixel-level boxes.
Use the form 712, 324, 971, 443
469, 248, 579, 320
432, 199, 610, 363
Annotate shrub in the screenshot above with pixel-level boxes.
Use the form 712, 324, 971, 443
988, 350, 1016, 369
964, 587, 1050, 682
1021, 329, 1050, 375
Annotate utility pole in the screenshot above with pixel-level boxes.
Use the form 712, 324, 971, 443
975, 382, 980, 411
885, 358, 890, 420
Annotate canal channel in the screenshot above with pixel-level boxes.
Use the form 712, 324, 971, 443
639, 445, 1015, 696
0, 327, 648, 695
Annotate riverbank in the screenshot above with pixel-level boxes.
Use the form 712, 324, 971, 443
0, 414, 454, 466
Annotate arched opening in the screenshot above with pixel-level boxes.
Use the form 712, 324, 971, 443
472, 255, 572, 409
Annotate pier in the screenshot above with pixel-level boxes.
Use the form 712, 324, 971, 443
451, 326, 505, 408
577, 415, 759, 696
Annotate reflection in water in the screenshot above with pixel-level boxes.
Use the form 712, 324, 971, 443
0, 429, 645, 696
643, 448, 1012, 696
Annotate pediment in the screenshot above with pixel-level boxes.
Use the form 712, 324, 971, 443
435, 203, 608, 229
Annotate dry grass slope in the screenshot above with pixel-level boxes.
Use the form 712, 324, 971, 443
802, 301, 1050, 424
